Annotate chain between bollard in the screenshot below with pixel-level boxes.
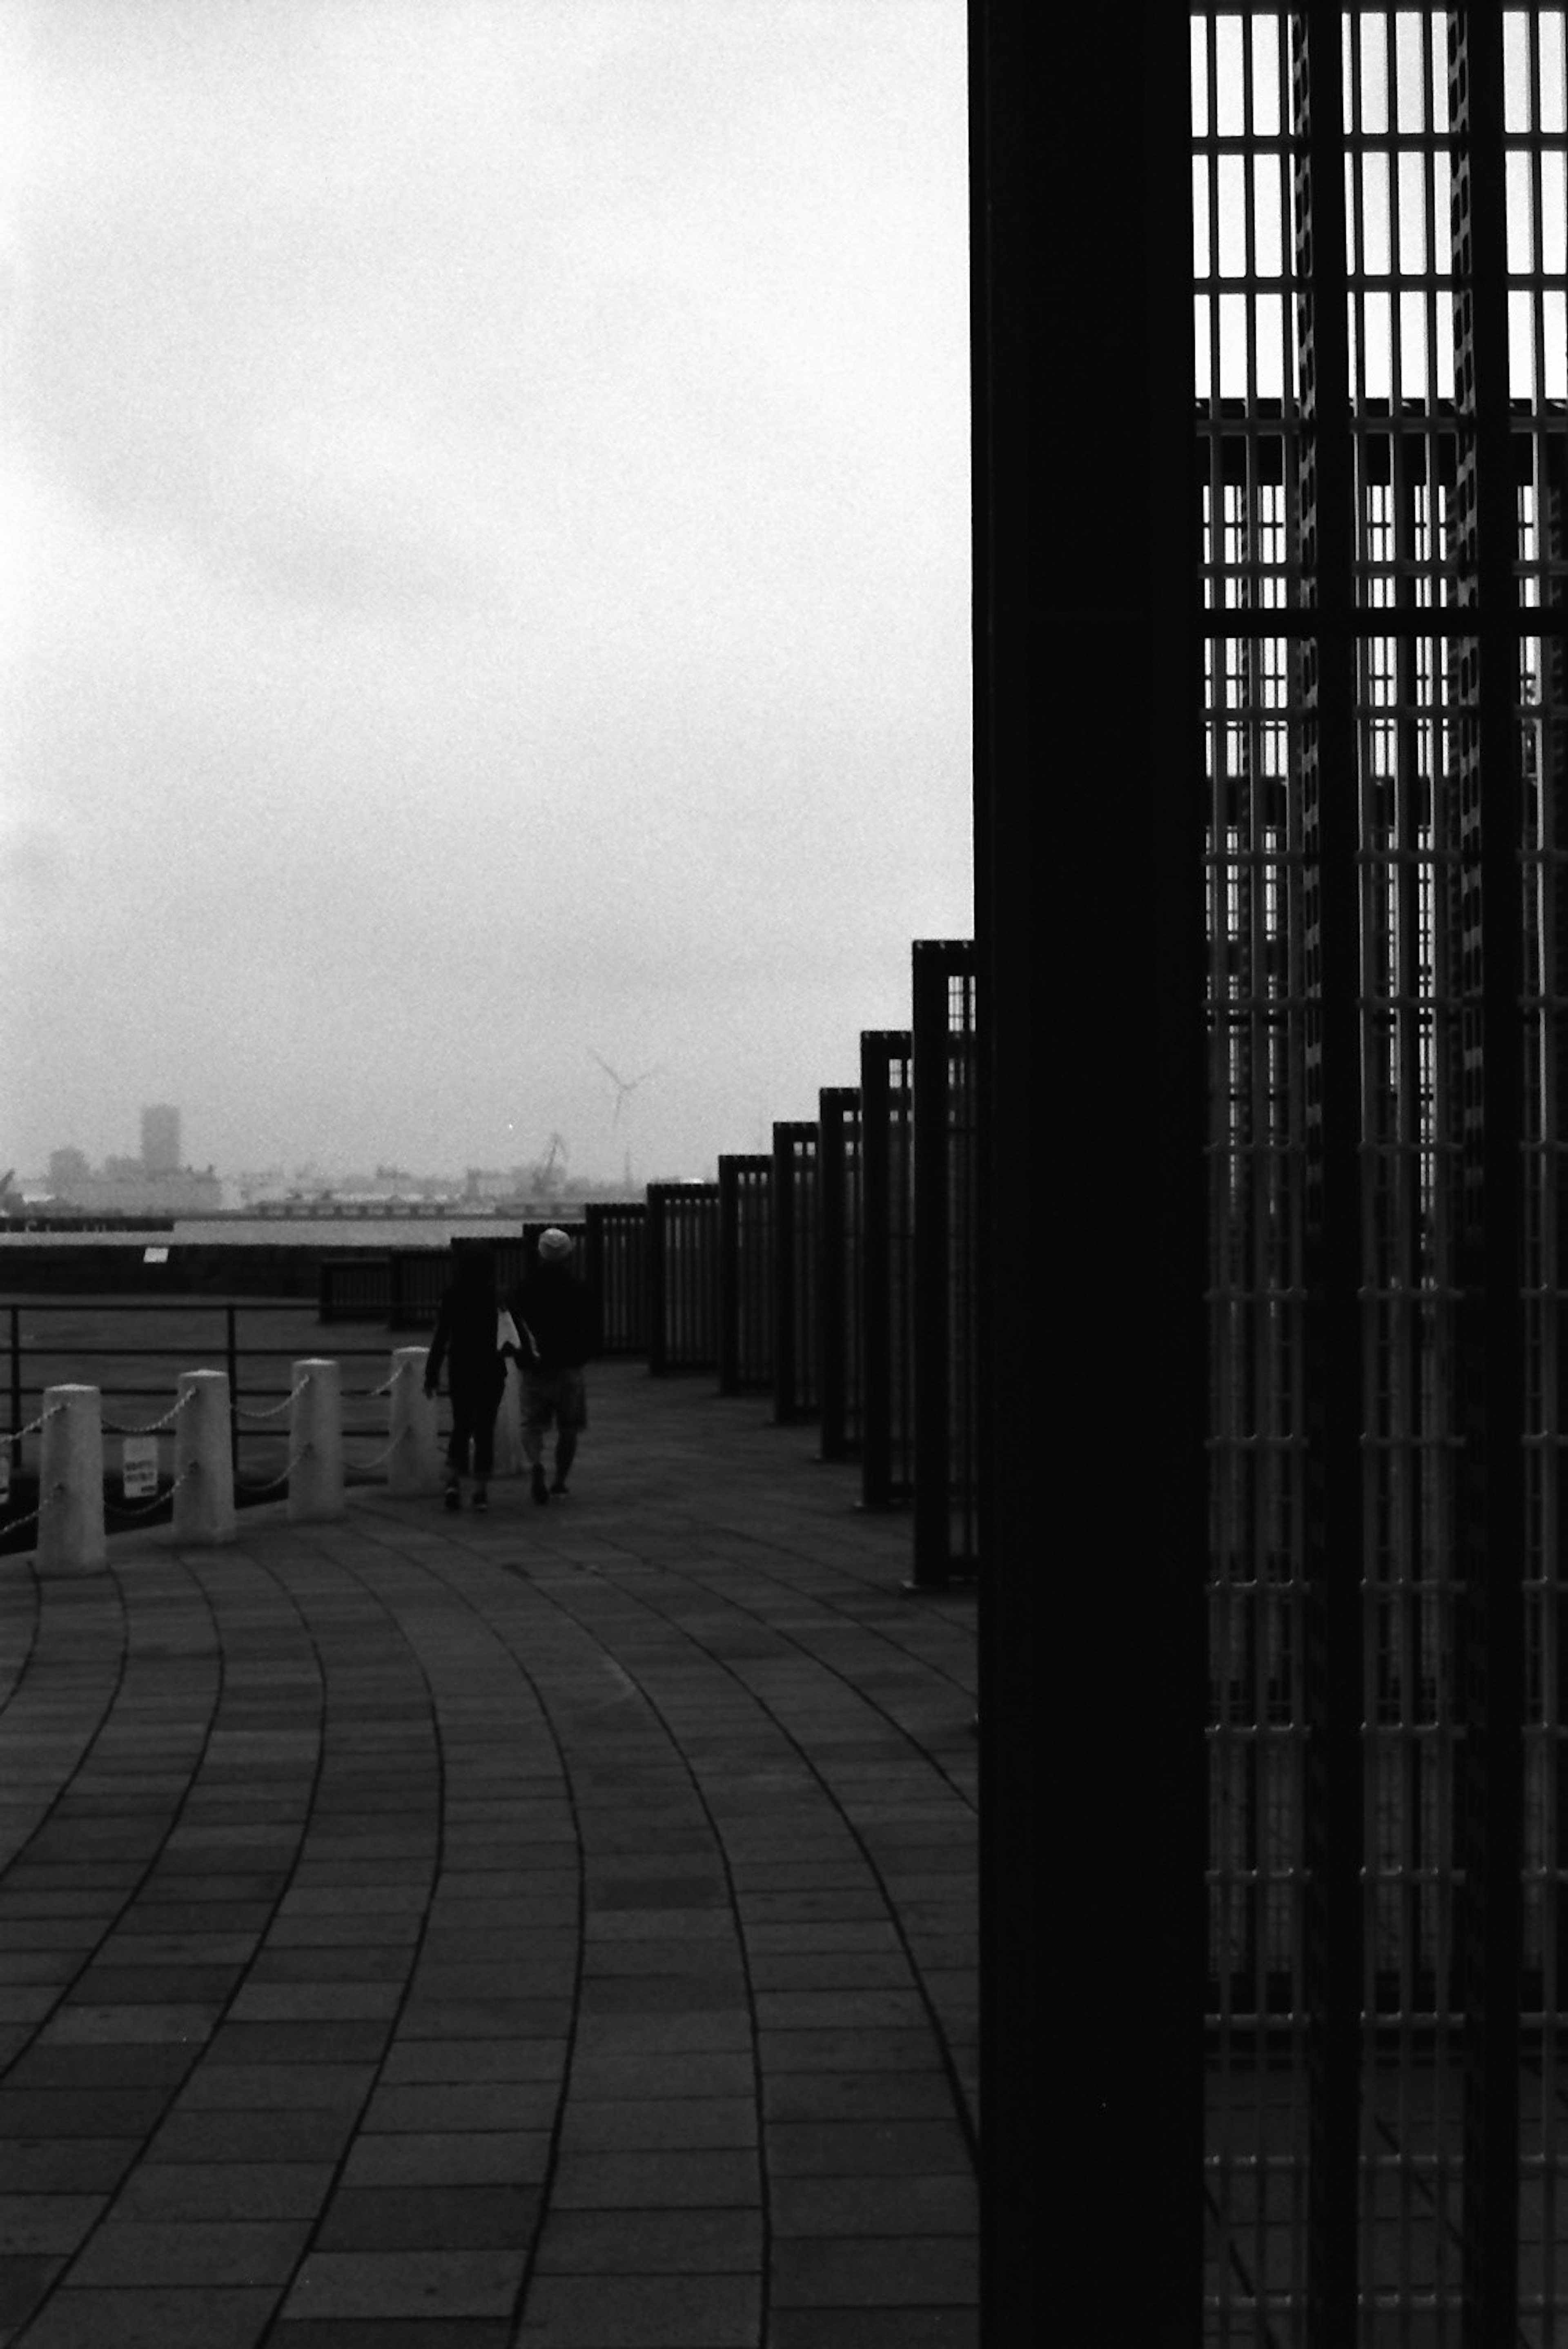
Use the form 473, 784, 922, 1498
233, 1445, 313, 1498
8, 1400, 69, 1447
234, 1376, 314, 1424
102, 1389, 199, 1439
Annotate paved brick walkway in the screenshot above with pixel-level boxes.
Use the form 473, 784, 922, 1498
0, 1363, 978, 2347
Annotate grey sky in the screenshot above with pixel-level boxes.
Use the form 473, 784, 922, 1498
0, 0, 970, 1184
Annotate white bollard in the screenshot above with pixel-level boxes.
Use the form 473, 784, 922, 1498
388, 1347, 440, 1497
172, 1369, 236, 1546
493, 1362, 523, 1478
38, 1385, 107, 1574
288, 1358, 345, 1523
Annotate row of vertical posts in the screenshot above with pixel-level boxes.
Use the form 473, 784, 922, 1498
636, 939, 978, 1587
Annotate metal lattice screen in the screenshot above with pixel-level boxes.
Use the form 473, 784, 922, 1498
1198, 9, 1568, 2340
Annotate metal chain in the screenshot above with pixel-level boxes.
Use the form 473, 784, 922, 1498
235, 1377, 314, 1424
102, 1390, 198, 1438
7, 1401, 69, 1445
350, 1438, 399, 1471
234, 1446, 311, 1498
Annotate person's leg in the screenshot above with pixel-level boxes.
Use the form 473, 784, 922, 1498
445, 1398, 470, 1508
472, 1400, 497, 1509
523, 1375, 552, 1503
551, 1372, 585, 1493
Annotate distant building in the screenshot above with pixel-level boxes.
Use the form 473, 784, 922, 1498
141, 1104, 180, 1176
48, 1147, 91, 1190
104, 1154, 144, 1180
46, 1170, 223, 1215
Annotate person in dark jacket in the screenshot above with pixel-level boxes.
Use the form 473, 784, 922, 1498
424, 1242, 508, 1513
506, 1225, 594, 1504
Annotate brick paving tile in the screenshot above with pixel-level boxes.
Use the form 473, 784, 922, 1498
762, 2071, 960, 2122
548, 2152, 761, 2209
0, 2251, 62, 2326
770, 2176, 978, 2237
111, 2163, 336, 2221
272, 2327, 512, 2347
314, 2184, 542, 2249
770, 2236, 978, 2306
758, 2028, 938, 2074
206, 2020, 392, 2064
281, 2247, 523, 2320
147, 2109, 355, 2164
0, 2088, 172, 2137
361, 2083, 561, 2134
379, 2041, 565, 2086
338, 2133, 553, 2189
513, 2272, 761, 2346
63, 2217, 310, 2287
559, 2098, 758, 2151
764, 2120, 971, 2178
0, 2142, 139, 2194
768, 2311, 978, 2349
531, 2210, 762, 2275
567, 2052, 754, 2100
168, 2062, 375, 2111
0, 2196, 107, 2255
6, 2285, 278, 2348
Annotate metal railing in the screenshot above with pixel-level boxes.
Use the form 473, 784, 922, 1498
0, 1298, 396, 1525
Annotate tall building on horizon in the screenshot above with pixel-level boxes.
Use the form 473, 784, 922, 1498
140, 1104, 180, 1175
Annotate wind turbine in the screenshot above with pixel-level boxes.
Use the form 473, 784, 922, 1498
588, 1051, 663, 1188
588, 1051, 663, 1128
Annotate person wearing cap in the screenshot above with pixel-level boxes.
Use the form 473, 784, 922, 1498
504, 1226, 594, 1503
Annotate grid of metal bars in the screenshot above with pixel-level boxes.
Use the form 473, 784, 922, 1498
859, 1030, 916, 1511
718, 1155, 773, 1397
645, 1183, 721, 1376
1198, 9, 1568, 2341
816, 1085, 864, 1462
584, 1201, 648, 1358
912, 940, 980, 1586
772, 1121, 820, 1425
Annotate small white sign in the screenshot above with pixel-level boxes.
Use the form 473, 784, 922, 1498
143, 1247, 169, 1265
122, 1438, 159, 1499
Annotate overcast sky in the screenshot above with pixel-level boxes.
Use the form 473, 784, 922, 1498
0, 0, 971, 1185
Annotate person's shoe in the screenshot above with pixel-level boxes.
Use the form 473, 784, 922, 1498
472, 1484, 488, 1513
443, 1481, 461, 1512
550, 1476, 569, 1496
531, 1465, 550, 1506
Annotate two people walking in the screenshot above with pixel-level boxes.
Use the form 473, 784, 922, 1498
423, 1228, 592, 1512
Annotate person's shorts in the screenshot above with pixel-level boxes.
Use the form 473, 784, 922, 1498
522, 1367, 588, 1435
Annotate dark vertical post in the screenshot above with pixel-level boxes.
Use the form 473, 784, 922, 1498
226, 1302, 239, 1473
817, 1088, 860, 1461
912, 940, 953, 1590
859, 1032, 911, 1511
1448, 15, 1526, 2339
773, 1123, 818, 1425
646, 1187, 668, 1377
718, 1157, 741, 1395
10, 1304, 22, 1477
1292, 13, 1365, 2338
971, 6, 1205, 2339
